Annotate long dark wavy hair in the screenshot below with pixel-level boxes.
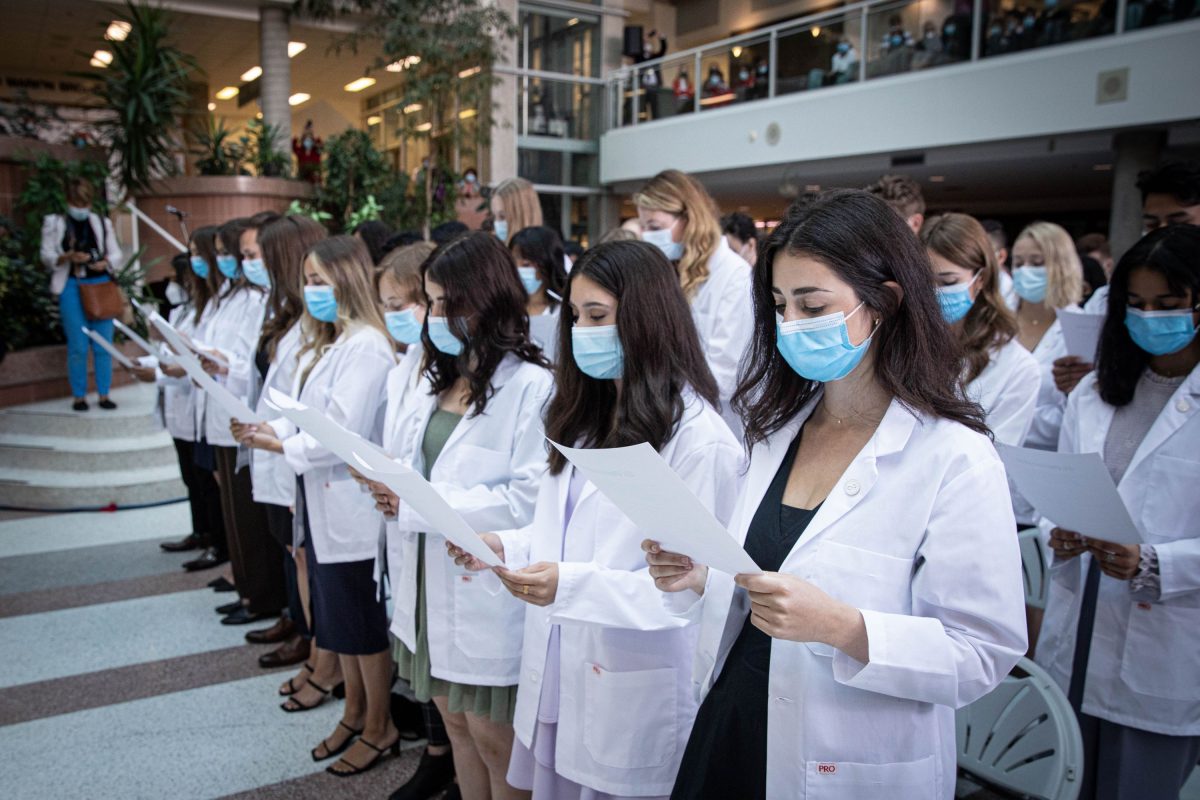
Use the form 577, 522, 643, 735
510, 225, 568, 311
733, 189, 989, 445
188, 225, 221, 324
420, 232, 548, 416
1097, 224, 1200, 407
216, 218, 251, 298
258, 215, 328, 361
545, 241, 719, 475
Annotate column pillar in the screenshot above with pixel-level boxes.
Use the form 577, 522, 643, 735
259, 5, 291, 155
488, 0, 519, 184
1108, 129, 1164, 262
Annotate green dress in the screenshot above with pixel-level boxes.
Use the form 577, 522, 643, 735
393, 407, 519, 724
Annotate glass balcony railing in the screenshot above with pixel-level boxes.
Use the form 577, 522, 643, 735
607, 0, 1198, 129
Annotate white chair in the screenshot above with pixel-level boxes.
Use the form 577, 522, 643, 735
957, 657, 1083, 800
1019, 527, 1048, 610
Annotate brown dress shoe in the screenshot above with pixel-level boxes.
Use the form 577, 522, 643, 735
246, 616, 296, 644
259, 635, 311, 669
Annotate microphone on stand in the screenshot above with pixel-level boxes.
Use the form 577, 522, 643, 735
165, 205, 191, 245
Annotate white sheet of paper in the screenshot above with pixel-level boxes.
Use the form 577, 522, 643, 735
82, 327, 134, 368
188, 339, 230, 368
529, 314, 559, 363
264, 387, 390, 467
550, 440, 761, 575
147, 313, 263, 423
996, 444, 1141, 544
113, 319, 169, 362
1057, 309, 1106, 360
350, 451, 505, 569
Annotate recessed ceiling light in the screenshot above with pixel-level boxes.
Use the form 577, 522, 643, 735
415, 122, 432, 132
403, 103, 422, 114
366, 115, 382, 125
288, 92, 310, 106
207, 102, 216, 111
344, 77, 376, 92
288, 41, 306, 58
811, 26, 821, 37
215, 86, 239, 100
458, 66, 482, 79
241, 66, 262, 82
105, 21, 131, 41
386, 56, 421, 72
731, 46, 742, 58
90, 50, 113, 68
929, 175, 945, 182
1093, 163, 1113, 171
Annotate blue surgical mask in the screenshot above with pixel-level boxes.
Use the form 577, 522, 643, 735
241, 257, 270, 288
67, 206, 90, 222
303, 285, 338, 323
890, 34, 903, 47
385, 307, 423, 345
216, 254, 239, 279
836, 42, 850, 54
493, 220, 508, 242
572, 324, 624, 380
937, 274, 978, 324
518, 266, 542, 295
1124, 306, 1199, 356
427, 315, 465, 356
190, 255, 209, 279
1012, 266, 1048, 303
776, 302, 875, 382
642, 227, 683, 261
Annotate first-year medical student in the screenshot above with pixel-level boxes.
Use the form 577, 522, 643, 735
370, 232, 553, 800
1036, 224, 1200, 800
241, 236, 397, 776
633, 169, 753, 434
645, 190, 1027, 800
920, 213, 1040, 446
448, 240, 743, 799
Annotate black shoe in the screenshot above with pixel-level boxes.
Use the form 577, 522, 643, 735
208, 576, 236, 592
387, 749, 455, 800
389, 692, 424, 742
221, 607, 279, 625
72, 400, 88, 412
216, 600, 244, 615
443, 786, 461, 800
98, 398, 117, 410
183, 548, 227, 572
160, 533, 201, 553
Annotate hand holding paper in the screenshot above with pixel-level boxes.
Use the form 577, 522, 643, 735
146, 313, 263, 423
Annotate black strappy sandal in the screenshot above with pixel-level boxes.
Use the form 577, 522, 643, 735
278, 663, 313, 697
280, 678, 333, 713
311, 720, 362, 762
326, 735, 401, 777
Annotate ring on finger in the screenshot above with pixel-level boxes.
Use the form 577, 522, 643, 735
1106, 552, 1115, 563
523, 585, 529, 595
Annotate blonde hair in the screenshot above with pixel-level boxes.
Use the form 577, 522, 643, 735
1015, 221, 1083, 309
632, 169, 721, 299
376, 241, 435, 304
493, 178, 542, 243
298, 235, 389, 387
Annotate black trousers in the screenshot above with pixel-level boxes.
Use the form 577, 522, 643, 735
182, 438, 226, 557
265, 502, 309, 639
214, 446, 286, 614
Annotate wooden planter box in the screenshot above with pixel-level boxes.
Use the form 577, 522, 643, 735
134, 175, 315, 283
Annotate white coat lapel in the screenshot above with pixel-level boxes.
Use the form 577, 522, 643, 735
1121, 367, 1200, 486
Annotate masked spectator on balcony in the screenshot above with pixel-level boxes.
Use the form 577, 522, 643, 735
829, 39, 859, 83
702, 65, 728, 98
881, 15, 915, 52
673, 69, 695, 112
752, 56, 770, 98
913, 20, 944, 68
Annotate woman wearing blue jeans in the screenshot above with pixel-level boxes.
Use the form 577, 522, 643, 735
39, 179, 124, 411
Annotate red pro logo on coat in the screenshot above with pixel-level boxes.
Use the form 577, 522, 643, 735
817, 763, 837, 775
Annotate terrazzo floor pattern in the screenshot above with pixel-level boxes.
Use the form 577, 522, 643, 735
0, 503, 422, 799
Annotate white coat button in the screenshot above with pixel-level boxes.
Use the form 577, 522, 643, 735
1178, 399, 1191, 413
844, 479, 860, 496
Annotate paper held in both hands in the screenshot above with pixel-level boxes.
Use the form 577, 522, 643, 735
550, 440, 761, 575
264, 388, 504, 569
996, 444, 1141, 544
112, 318, 171, 363
145, 313, 264, 424
132, 299, 227, 367
1056, 308, 1106, 360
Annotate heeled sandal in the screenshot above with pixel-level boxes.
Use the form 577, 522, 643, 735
311, 720, 362, 762
325, 735, 401, 777
280, 678, 334, 713
278, 663, 313, 697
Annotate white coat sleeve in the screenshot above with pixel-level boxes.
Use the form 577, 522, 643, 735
1023, 338, 1069, 450
495, 525, 534, 571
281, 347, 392, 475
40, 214, 63, 270
219, 296, 264, 393
705, 264, 753, 413
832, 458, 1028, 708
551, 441, 743, 631
987, 358, 1041, 447
1156, 540, 1200, 601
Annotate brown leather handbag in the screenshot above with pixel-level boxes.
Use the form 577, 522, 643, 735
78, 277, 126, 321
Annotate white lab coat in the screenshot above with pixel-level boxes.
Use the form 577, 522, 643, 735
966, 337, 1041, 447
388, 354, 553, 685
193, 288, 267, 447
498, 395, 744, 796
673, 397, 1027, 799
1084, 284, 1109, 314
279, 325, 394, 564
237, 322, 303, 507
1036, 368, 1200, 736
39, 212, 124, 295
158, 304, 199, 441
691, 238, 753, 434
998, 269, 1019, 312
381, 345, 427, 455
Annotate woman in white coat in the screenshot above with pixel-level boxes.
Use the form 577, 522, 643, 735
645, 190, 1027, 800
369, 232, 553, 800
920, 213, 1040, 446
242, 236, 398, 776
1036, 225, 1200, 799
633, 169, 753, 434
510, 226, 568, 360
448, 240, 744, 799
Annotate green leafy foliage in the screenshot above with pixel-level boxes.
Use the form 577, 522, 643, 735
240, 118, 292, 178
346, 194, 383, 230
191, 115, 246, 176
14, 152, 109, 250
0, 215, 63, 350
286, 199, 332, 225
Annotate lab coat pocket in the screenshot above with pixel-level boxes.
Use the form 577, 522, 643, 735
450, 443, 510, 483
805, 754, 936, 798
583, 663, 678, 770
452, 572, 521, 660
1120, 603, 1200, 700
808, 541, 914, 613
1142, 454, 1200, 540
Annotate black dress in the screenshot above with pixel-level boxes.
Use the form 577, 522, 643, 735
672, 435, 818, 800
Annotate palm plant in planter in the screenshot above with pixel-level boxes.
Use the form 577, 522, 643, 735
192, 115, 246, 176
241, 118, 292, 178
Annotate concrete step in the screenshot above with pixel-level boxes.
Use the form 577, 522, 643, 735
0, 431, 178, 471
0, 463, 186, 511
0, 383, 166, 439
